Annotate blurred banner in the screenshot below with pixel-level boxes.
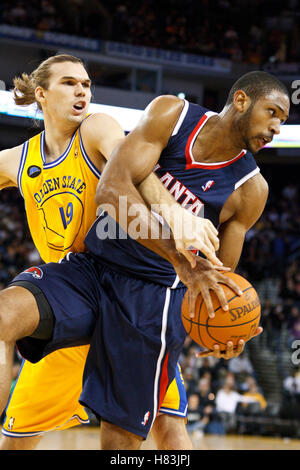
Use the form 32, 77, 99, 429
0, 90, 298, 147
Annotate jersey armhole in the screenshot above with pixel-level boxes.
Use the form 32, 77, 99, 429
78, 126, 101, 179
17, 141, 29, 198
171, 99, 189, 137
234, 167, 260, 190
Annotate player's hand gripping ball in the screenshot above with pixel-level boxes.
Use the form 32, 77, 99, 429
181, 272, 261, 352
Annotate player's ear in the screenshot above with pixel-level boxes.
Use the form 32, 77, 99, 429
233, 90, 251, 113
35, 86, 46, 106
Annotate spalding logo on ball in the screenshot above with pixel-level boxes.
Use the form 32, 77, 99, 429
181, 272, 261, 351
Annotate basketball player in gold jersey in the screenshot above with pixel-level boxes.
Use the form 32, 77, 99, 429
0, 54, 243, 450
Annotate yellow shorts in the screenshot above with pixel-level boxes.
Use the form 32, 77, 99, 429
3, 347, 187, 437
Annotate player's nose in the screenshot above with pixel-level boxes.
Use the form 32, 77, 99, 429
269, 120, 280, 135
75, 83, 85, 96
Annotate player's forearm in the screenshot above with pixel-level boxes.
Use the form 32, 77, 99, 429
217, 221, 246, 271
138, 172, 183, 228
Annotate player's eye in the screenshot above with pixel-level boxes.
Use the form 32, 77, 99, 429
268, 108, 275, 116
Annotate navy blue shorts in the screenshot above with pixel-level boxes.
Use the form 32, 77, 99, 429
11, 252, 187, 438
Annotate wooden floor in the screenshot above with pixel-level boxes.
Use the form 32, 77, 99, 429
31, 426, 300, 450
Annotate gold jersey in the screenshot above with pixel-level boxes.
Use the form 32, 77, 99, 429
18, 122, 100, 263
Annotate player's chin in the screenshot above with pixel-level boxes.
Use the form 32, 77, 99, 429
69, 112, 87, 124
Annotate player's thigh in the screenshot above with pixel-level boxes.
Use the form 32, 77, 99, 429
0, 285, 39, 341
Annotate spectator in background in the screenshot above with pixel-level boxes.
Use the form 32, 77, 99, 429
215, 372, 256, 414
287, 305, 300, 348
186, 393, 209, 439
267, 303, 286, 352
182, 367, 198, 395
243, 380, 267, 411
283, 368, 300, 396
228, 351, 254, 377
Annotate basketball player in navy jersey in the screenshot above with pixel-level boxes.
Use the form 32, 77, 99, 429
0, 71, 289, 449
81, 71, 289, 448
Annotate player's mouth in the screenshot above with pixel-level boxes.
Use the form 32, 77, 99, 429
257, 135, 272, 149
72, 101, 86, 115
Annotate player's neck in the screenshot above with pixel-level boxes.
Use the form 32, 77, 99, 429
193, 112, 246, 163
42, 118, 78, 163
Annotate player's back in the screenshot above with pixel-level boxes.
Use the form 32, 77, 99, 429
18, 123, 101, 263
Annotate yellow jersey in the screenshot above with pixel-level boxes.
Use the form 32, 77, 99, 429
18, 122, 100, 263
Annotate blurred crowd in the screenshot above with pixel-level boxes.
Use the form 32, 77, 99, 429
0, 0, 299, 65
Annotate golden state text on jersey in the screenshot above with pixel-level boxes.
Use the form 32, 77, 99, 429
18, 121, 100, 263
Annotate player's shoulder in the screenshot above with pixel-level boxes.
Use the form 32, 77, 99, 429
136, 95, 186, 142
242, 171, 269, 199
81, 112, 121, 131
145, 94, 184, 116
80, 112, 124, 142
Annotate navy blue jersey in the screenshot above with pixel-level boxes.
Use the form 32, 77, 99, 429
85, 100, 260, 287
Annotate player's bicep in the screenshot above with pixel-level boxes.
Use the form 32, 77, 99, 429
103, 95, 185, 185
218, 174, 269, 270
0, 146, 22, 188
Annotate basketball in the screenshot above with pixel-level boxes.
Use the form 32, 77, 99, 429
181, 272, 261, 351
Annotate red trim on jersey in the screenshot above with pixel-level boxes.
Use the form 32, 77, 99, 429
185, 113, 246, 169
158, 352, 170, 410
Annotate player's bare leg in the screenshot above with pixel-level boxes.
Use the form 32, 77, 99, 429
100, 421, 143, 450
151, 414, 193, 450
0, 435, 42, 450
0, 286, 40, 415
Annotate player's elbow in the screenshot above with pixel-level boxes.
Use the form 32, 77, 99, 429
95, 179, 117, 207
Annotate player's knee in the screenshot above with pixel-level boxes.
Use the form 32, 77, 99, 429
0, 294, 24, 342
152, 415, 193, 450
0, 305, 16, 342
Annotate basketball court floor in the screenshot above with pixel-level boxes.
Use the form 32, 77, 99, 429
30, 425, 300, 450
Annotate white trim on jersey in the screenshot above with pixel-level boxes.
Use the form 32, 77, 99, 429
17, 140, 29, 199
150, 285, 173, 431
187, 111, 217, 165
234, 167, 260, 190
1, 414, 89, 438
159, 403, 188, 417
171, 99, 189, 136
171, 274, 180, 289
150, 275, 180, 429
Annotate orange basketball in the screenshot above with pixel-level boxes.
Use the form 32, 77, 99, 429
181, 272, 261, 351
